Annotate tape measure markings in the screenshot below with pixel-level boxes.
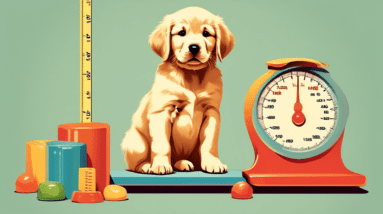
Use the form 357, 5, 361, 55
80, 0, 92, 122
79, 167, 96, 192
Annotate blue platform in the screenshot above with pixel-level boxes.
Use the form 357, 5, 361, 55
110, 170, 245, 186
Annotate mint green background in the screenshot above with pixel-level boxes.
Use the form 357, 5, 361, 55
1, 0, 382, 213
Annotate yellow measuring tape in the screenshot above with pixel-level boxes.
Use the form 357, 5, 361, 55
80, 0, 92, 122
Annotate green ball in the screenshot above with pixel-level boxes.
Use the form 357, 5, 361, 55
37, 181, 66, 201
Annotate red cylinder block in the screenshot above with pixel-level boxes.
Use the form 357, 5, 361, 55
58, 122, 110, 193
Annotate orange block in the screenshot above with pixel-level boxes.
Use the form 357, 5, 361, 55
231, 182, 253, 199
15, 172, 39, 193
58, 122, 110, 193
26, 140, 53, 184
71, 191, 104, 203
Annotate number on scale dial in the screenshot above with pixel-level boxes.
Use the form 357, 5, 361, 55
257, 71, 338, 152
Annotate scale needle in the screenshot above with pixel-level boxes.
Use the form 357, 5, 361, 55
292, 75, 306, 126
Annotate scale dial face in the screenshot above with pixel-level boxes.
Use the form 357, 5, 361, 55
257, 71, 338, 156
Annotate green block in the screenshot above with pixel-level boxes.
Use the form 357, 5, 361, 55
37, 181, 66, 201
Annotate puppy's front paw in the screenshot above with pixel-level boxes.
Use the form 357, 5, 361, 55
201, 156, 227, 174
174, 160, 194, 171
150, 157, 173, 175
150, 164, 173, 175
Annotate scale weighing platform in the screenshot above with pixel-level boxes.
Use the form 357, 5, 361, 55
110, 170, 246, 193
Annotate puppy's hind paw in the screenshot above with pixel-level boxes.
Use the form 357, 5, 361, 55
136, 162, 151, 174
174, 160, 194, 172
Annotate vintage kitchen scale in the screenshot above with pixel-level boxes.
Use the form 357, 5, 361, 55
243, 58, 366, 186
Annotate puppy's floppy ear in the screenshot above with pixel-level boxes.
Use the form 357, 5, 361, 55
216, 17, 235, 62
149, 15, 173, 61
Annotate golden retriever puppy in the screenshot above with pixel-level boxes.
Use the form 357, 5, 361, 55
121, 7, 235, 174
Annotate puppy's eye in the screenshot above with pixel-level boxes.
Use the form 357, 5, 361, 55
203, 31, 210, 37
178, 30, 186, 36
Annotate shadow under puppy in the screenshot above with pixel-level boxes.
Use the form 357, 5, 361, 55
121, 7, 235, 175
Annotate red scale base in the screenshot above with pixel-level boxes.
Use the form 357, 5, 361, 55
243, 131, 366, 186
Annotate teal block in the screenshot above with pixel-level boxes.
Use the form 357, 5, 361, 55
46, 141, 87, 199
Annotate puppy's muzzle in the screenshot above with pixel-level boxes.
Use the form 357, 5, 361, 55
189, 44, 200, 56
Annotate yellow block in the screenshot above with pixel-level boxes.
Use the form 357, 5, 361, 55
104, 185, 127, 201
26, 140, 53, 184
79, 167, 96, 192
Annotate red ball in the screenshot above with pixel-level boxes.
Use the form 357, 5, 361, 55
231, 181, 253, 199
15, 172, 38, 193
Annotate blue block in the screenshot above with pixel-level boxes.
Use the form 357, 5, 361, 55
46, 141, 87, 199
110, 170, 245, 186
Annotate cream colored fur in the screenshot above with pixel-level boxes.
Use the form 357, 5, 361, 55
121, 7, 235, 174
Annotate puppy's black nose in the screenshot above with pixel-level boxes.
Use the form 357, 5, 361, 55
189, 44, 200, 55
